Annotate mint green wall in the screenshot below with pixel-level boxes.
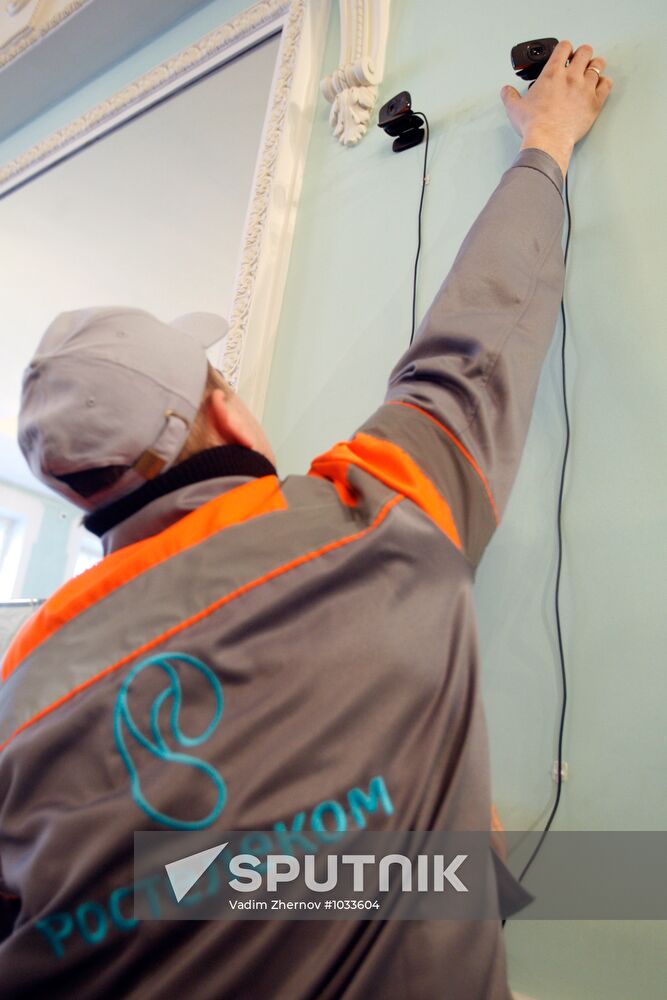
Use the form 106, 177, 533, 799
263, 1, 666, 998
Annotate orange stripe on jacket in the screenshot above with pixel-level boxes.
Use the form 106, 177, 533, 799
309, 432, 462, 551
2, 476, 287, 683
387, 400, 499, 523
0, 494, 402, 754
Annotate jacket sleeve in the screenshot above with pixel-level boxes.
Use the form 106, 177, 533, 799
354, 147, 566, 566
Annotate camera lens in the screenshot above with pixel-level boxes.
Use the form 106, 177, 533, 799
528, 44, 545, 58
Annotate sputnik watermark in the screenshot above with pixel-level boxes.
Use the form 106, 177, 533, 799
129, 830, 667, 923
134, 830, 500, 921
163, 842, 469, 913
223, 850, 468, 894
32, 831, 667, 959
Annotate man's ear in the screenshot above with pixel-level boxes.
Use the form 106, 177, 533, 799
207, 388, 255, 450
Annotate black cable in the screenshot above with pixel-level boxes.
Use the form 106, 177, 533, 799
516, 170, 573, 884
405, 129, 572, 891
409, 113, 430, 346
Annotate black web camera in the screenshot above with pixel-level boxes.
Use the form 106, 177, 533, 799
511, 37, 558, 80
377, 91, 425, 152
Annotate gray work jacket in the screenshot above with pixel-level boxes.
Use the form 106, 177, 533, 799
0, 148, 564, 999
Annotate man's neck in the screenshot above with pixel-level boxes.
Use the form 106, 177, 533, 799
84, 445, 277, 540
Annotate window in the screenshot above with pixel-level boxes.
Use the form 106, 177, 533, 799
0, 511, 23, 600
72, 533, 103, 578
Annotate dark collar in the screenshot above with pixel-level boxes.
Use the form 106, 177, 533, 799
84, 445, 277, 538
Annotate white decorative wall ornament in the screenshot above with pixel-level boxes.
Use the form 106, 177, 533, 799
0, 0, 331, 419
320, 0, 391, 145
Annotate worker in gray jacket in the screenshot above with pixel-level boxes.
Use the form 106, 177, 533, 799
0, 40, 611, 1000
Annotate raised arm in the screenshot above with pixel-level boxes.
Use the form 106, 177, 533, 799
356, 40, 612, 566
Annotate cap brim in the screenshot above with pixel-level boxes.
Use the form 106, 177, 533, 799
170, 312, 229, 348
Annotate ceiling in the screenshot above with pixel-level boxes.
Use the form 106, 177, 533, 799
0, 0, 213, 141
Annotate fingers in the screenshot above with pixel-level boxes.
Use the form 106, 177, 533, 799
500, 84, 521, 107
543, 39, 574, 75
557, 41, 611, 97
570, 43, 594, 74
596, 75, 614, 105
583, 63, 603, 88
583, 56, 611, 103
588, 56, 607, 75
550, 41, 609, 82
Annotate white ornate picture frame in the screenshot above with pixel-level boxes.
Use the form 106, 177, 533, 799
0, 0, 331, 419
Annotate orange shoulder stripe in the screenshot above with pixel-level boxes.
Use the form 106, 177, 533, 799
387, 400, 499, 523
309, 432, 462, 551
0, 494, 402, 754
2, 476, 287, 682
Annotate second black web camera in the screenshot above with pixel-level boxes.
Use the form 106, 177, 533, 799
377, 91, 425, 152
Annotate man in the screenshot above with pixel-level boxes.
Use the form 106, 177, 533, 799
0, 41, 611, 999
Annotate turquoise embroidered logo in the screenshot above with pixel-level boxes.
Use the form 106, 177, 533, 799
114, 652, 226, 830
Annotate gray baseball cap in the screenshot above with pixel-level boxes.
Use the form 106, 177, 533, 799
18, 306, 228, 511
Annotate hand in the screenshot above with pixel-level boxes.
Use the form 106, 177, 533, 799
500, 40, 613, 176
